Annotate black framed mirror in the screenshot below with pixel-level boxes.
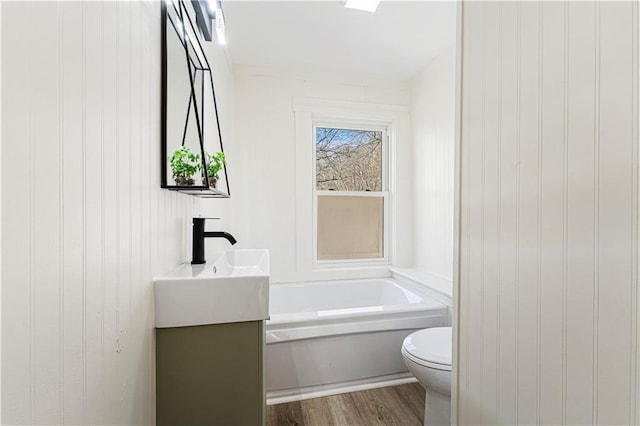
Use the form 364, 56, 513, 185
161, 0, 230, 197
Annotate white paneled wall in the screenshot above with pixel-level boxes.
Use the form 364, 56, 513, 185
410, 46, 456, 279
2, 2, 198, 424
0, 1, 4, 422
457, 2, 638, 425
232, 68, 412, 283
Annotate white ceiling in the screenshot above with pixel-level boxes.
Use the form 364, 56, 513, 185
222, 1, 457, 81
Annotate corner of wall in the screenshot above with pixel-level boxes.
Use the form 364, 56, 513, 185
409, 44, 456, 279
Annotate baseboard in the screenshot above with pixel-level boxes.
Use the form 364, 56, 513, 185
266, 373, 418, 405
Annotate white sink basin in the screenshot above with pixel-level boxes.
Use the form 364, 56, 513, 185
154, 249, 270, 328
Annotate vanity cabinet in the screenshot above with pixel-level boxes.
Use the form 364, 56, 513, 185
156, 320, 265, 426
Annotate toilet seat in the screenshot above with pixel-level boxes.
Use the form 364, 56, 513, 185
402, 327, 452, 371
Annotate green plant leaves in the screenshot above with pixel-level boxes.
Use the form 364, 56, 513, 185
169, 147, 226, 183
205, 151, 226, 180
169, 146, 199, 179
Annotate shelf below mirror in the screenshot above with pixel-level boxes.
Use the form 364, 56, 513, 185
167, 186, 231, 198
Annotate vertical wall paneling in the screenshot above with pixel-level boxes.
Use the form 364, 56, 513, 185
566, 3, 597, 423
597, 3, 634, 424
129, 1, 142, 421
2, 1, 30, 419
1, 2, 200, 424
31, 1, 63, 423
451, 3, 462, 422
458, 2, 639, 424
56, 4, 66, 421
457, 2, 473, 423
517, 4, 541, 423
539, 2, 565, 424
102, 2, 119, 419
85, 2, 104, 422
592, 6, 601, 424
562, 5, 569, 423
470, 1, 484, 421
28, 3, 36, 422
140, 1, 152, 421
61, 2, 85, 422
634, 4, 640, 425
485, 4, 500, 424
497, 2, 518, 423
0, 0, 3, 420
409, 44, 456, 280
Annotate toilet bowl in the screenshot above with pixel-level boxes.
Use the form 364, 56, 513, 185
401, 327, 452, 426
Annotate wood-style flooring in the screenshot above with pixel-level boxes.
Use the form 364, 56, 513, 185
266, 383, 425, 426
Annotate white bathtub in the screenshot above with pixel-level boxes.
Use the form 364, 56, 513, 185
265, 277, 448, 403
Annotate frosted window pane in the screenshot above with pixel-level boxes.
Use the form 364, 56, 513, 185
317, 196, 383, 260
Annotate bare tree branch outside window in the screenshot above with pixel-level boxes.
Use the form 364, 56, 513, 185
316, 127, 382, 191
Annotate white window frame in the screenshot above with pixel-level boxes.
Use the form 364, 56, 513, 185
293, 97, 410, 282
312, 121, 390, 268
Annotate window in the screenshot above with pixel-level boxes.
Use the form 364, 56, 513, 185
314, 124, 388, 264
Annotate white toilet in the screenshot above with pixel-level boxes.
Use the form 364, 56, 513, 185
401, 327, 452, 426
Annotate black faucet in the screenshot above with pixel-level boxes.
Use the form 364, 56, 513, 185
191, 217, 237, 265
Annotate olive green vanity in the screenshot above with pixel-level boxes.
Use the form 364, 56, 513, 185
156, 321, 265, 425
154, 249, 270, 426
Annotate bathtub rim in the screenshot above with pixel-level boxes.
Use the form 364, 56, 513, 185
266, 308, 447, 344
266, 276, 448, 343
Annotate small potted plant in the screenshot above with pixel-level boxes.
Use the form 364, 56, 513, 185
169, 146, 199, 186
201, 151, 226, 188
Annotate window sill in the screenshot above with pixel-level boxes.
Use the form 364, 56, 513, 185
272, 265, 391, 284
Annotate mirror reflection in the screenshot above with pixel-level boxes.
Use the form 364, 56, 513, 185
162, 0, 229, 197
